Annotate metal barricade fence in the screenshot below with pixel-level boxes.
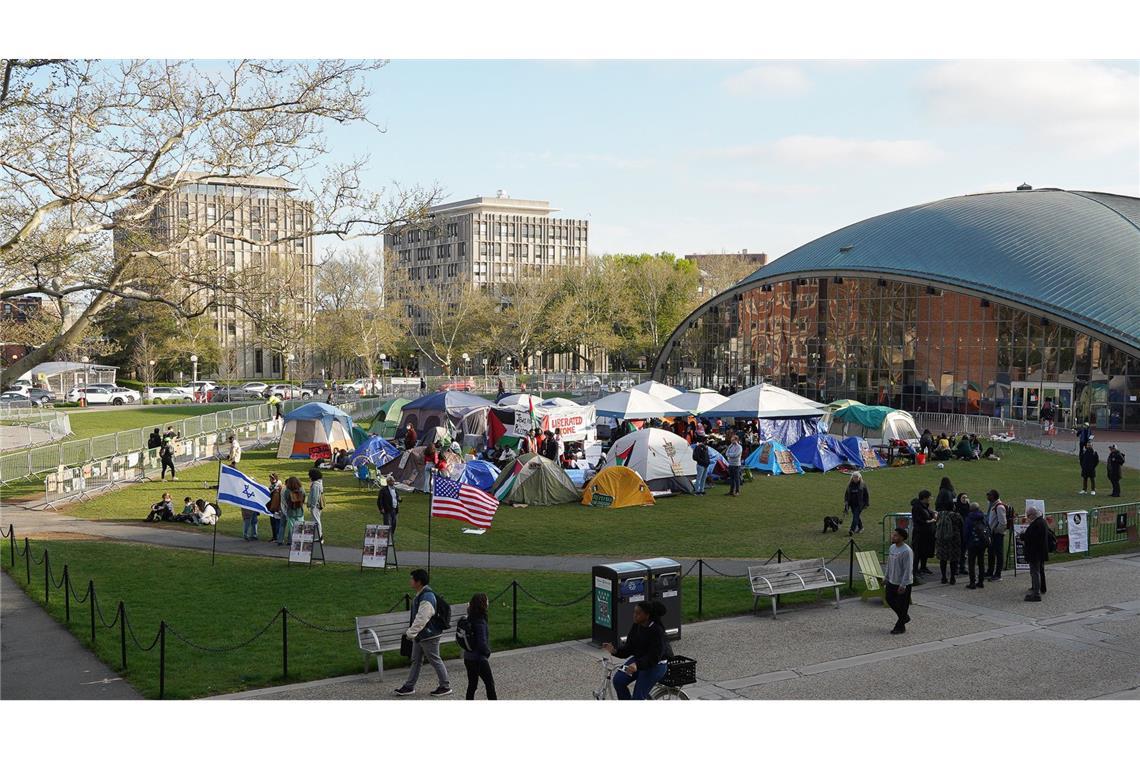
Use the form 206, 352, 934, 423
912, 412, 1079, 453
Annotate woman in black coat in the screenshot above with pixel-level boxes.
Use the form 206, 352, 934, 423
935, 477, 956, 513
601, 601, 670, 700
910, 490, 937, 576
463, 592, 496, 700
844, 472, 870, 536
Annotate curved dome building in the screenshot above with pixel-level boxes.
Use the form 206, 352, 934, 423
654, 187, 1140, 430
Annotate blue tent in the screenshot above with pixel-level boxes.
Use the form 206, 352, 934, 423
455, 459, 501, 492
744, 439, 804, 475
398, 391, 492, 437
353, 435, 400, 468
837, 436, 886, 469
691, 442, 729, 479
789, 434, 849, 472
278, 402, 355, 459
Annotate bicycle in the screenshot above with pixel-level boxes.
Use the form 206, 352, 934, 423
591, 655, 696, 700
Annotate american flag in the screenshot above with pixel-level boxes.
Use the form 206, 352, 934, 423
431, 475, 500, 529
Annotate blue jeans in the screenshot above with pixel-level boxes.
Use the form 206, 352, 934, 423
613, 658, 668, 700
850, 507, 863, 533
242, 512, 258, 539
695, 464, 709, 493
728, 465, 742, 494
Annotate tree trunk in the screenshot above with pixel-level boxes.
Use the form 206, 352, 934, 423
1, 286, 116, 382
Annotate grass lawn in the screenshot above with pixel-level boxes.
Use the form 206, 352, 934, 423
64, 443, 1136, 561
64, 403, 260, 439
2, 537, 823, 698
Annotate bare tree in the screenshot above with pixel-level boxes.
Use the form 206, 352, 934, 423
390, 264, 493, 376
478, 276, 555, 368
0, 59, 441, 381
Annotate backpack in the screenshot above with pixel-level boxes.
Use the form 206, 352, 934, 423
432, 593, 452, 629
972, 519, 991, 548
694, 444, 709, 466
1047, 528, 1058, 553
1000, 500, 1015, 531
455, 615, 473, 652
212, 501, 221, 517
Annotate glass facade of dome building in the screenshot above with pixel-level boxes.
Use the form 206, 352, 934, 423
653, 189, 1140, 431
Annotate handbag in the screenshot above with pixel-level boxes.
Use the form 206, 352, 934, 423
399, 635, 413, 658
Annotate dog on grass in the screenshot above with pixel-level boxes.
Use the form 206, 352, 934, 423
822, 515, 843, 533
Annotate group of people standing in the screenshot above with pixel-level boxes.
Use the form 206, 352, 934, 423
240, 469, 325, 545
908, 478, 1010, 588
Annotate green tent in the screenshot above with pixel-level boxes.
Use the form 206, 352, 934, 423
351, 424, 370, 449
826, 398, 863, 413
369, 397, 410, 439
490, 453, 581, 506
832, 403, 894, 429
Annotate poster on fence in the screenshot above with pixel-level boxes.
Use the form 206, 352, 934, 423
1067, 511, 1088, 553
361, 524, 392, 569
289, 522, 317, 565
1012, 523, 1029, 572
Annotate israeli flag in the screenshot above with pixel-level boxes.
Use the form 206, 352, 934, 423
218, 464, 272, 515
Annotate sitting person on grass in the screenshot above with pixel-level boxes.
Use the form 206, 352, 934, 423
934, 435, 953, 461
145, 492, 176, 522
172, 496, 197, 523
334, 448, 353, 470
196, 498, 218, 526
955, 435, 977, 460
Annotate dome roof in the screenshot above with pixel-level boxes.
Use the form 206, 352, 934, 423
739, 188, 1140, 351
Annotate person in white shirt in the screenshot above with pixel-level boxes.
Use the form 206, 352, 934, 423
228, 435, 242, 465
725, 435, 743, 496
197, 499, 218, 526
307, 468, 325, 543
884, 528, 914, 634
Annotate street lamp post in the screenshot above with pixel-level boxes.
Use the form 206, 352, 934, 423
190, 354, 198, 384
81, 355, 90, 407
379, 353, 387, 395
286, 353, 294, 384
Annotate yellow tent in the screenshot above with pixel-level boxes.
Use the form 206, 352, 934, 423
580, 466, 655, 509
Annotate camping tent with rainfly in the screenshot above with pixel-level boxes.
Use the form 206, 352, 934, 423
368, 398, 410, 439
828, 403, 921, 448
454, 459, 501, 492
490, 453, 581, 506
581, 466, 655, 508
397, 391, 492, 438
604, 428, 696, 493
352, 435, 400, 468
788, 434, 853, 472
837, 436, 886, 469
743, 439, 805, 475
277, 402, 355, 459
379, 446, 427, 489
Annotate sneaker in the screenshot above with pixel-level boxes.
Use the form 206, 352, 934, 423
1024, 594, 1042, 602
966, 583, 976, 589
1090, 491, 1096, 495
949, 577, 956, 585
890, 627, 906, 635
990, 576, 1002, 582
430, 686, 452, 697
1079, 490, 1086, 494
394, 685, 415, 696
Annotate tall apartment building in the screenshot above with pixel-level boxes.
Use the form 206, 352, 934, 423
120, 174, 315, 379
385, 193, 599, 372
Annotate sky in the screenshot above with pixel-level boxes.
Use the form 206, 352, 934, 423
323, 60, 1139, 261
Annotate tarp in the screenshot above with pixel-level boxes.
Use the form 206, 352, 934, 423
832, 404, 894, 429
369, 397, 410, 439
629, 381, 683, 400
756, 417, 823, 447
594, 388, 687, 420
827, 403, 920, 445
581, 466, 655, 509
837, 436, 886, 469
398, 391, 492, 437
706, 383, 826, 420
788, 434, 851, 472
744, 439, 804, 475
353, 436, 400, 468
604, 428, 695, 493
277, 402, 355, 459
491, 453, 581, 506
672, 388, 730, 415
454, 459, 501, 492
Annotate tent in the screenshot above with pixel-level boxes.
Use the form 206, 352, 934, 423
539, 397, 578, 407
594, 388, 687, 420
277, 402, 354, 459
351, 424, 370, 449
630, 380, 683, 400
421, 426, 452, 451
581, 466, 655, 509
829, 403, 921, 446
604, 428, 695, 493
352, 435, 400, 468
498, 393, 546, 409
379, 446, 427, 489
788, 434, 851, 472
837, 436, 886, 469
491, 453, 581, 506
454, 459, 501, 492
398, 391, 492, 437
672, 388, 730, 415
744, 439, 804, 475
706, 383, 826, 446
368, 397, 410, 439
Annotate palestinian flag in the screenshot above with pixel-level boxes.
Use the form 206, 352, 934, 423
488, 408, 512, 447
528, 396, 539, 431
614, 443, 635, 467
494, 459, 524, 501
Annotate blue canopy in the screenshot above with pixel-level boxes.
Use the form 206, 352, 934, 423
789, 434, 850, 472
744, 440, 804, 475
837, 436, 886, 469
456, 459, 501, 492
353, 435, 400, 468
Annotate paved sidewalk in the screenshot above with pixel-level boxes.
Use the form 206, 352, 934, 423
1, 569, 139, 700
214, 551, 1140, 700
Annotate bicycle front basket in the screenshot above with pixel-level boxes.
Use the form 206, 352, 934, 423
659, 655, 697, 687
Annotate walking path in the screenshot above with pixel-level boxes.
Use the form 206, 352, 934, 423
0, 569, 140, 699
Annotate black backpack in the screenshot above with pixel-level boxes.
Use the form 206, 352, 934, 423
432, 593, 452, 629
972, 519, 991, 548
455, 615, 473, 651
212, 501, 221, 517
694, 443, 709, 466
1047, 528, 1058, 553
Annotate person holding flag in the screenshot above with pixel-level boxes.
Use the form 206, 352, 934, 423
217, 464, 274, 542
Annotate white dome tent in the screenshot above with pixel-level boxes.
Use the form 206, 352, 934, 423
603, 428, 696, 494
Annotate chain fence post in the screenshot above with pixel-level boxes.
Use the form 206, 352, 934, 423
404, 593, 410, 611
159, 621, 166, 699
44, 549, 50, 604
64, 566, 70, 622
512, 581, 519, 643
777, 549, 783, 564
281, 607, 289, 680
89, 581, 96, 642
848, 539, 856, 591
8, 524, 14, 567
698, 559, 704, 618
24, 537, 31, 583
119, 601, 127, 671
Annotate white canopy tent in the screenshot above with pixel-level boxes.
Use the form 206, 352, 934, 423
706, 383, 826, 419
498, 393, 546, 410
629, 380, 683, 400
594, 388, 687, 420
671, 388, 730, 415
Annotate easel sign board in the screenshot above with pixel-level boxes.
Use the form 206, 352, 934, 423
290, 522, 317, 565
362, 524, 392, 569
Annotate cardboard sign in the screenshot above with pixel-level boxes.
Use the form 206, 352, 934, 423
361, 524, 392, 569
308, 444, 332, 460
590, 492, 614, 508
289, 522, 317, 565
1067, 511, 1088, 553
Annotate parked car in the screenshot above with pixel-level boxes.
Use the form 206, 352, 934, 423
240, 382, 268, 397
66, 386, 135, 405
146, 386, 194, 403
266, 384, 312, 400
0, 391, 31, 403
437, 377, 475, 392
301, 379, 327, 391
27, 388, 56, 406
210, 386, 262, 402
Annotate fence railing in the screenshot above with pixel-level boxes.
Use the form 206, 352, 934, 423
912, 412, 1080, 452
0, 410, 73, 450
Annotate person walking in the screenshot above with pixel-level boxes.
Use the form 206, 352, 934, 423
984, 489, 1007, 581
963, 501, 989, 589
884, 528, 914, 634
844, 471, 869, 535
1106, 444, 1125, 498
159, 435, 177, 481
282, 476, 306, 546
934, 503, 963, 584
462, 592, 496, 700
307, 468, 325, 544
1022, 505, 1049, 601
909, 490, 936, 578
419, 376, 427, 396
394, 569, 452, 697
378, 475, 400, 537
725, 434, 743, 497
266, 472, 284, 543
1079, 442, 1099, 495
692, 437, 711, 495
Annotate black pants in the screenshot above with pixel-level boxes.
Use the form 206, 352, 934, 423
464, 658, 496, 700
885, 583, 911, 630
939, 558, 956, 581
1109, 477, 1120, 497
384, 511, 398, 538
986, 532, 1005, 578
1082, 475, 1095, 491
161, 459, 175, 479
967, 546, 986, 586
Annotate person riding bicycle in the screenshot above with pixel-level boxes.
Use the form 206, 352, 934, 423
600, 600, 670, 699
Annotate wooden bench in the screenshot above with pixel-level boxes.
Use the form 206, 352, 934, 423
855, 550, 884, 590
355, 603, 468, 679
748, 559, 842, 619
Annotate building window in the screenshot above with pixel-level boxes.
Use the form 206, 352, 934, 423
458, 241, 466, 258
271, 353, 281, 374
254, 349, 263, 374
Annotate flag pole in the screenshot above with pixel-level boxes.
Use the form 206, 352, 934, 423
427, 469, 433, 575
212, 459, 222, 566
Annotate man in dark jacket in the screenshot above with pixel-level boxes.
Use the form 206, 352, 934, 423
377, 475, 400, 536
1106, 445, 1125, 497
1022, 506, 1049, 601
1079, 442, 1100, 495
147, 428, 162, 450
693, 438, 711, 495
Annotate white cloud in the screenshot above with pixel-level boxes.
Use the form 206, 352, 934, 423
722, 63, 811, 96
919, 60, 1140, 156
